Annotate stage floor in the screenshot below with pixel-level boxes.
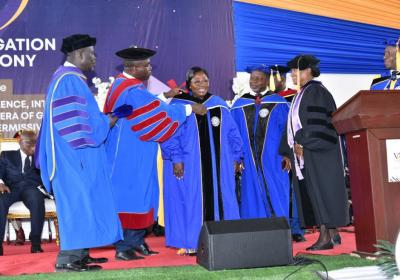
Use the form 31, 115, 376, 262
0, 227, 356, 276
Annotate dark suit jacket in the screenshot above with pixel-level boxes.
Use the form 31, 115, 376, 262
0, 150, 42, 189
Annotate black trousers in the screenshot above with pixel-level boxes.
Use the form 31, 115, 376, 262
0, 186, 45, 245
57, 249, 89, 265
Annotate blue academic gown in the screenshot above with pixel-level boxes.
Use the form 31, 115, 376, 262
370, 70, 400, 90
104, 75, 187, 230
231, 93, 290, 220
161, 93, 242, 250
37, 66, 123, 250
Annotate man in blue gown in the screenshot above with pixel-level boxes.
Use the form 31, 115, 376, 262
104, 47, 207, 260
370, 39, 400, 90
231, 65, 291, 221
37, 34, 123, 272
267, 65, 306, 242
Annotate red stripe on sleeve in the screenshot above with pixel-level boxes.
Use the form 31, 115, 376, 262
131, 111, 166, 131
139, 117, 172, 141
157, 121, 179, 142
103, 77, 142, 113
127, 100, 161, 120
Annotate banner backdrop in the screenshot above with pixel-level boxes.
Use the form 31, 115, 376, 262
0, 0, 235, 137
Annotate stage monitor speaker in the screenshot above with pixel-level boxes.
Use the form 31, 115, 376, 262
196, 217, 293, 270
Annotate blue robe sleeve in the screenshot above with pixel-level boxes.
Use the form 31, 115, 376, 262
225, 109, 243, 162
277, 103, 290, 156
294, 85, 339, 151
160, 119, 186, 164
124, 87, 187, 143
51, 74, 110, 149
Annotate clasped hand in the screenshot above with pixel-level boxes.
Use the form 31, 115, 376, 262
173, 162, 184, 180
0, 183, 10, 194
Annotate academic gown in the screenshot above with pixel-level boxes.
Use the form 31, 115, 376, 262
278, 88, 297, 103
370, 70, 400, 90
36, 66, 123, 250
161, 93, 242, 250
104, 74, 187, 230
280, 80, 349, 228
231, 93, 290, 220
278, 88, 304, 235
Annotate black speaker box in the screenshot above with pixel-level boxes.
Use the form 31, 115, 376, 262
196, 217, 293, 270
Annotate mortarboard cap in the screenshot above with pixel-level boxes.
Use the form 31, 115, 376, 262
61, 34, 96, 54
384, 39, 398, 47
268, 65, 290, 91
269, 65, 290, 74
115, 46, 156, 60
287, 54, 320, 70
245, 64, 269, 75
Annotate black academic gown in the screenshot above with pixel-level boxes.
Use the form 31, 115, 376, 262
280, 80, 349, 228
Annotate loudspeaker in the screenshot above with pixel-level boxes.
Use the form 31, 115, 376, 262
196, 217, 293, 270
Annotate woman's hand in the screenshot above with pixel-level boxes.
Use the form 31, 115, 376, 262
281, 156, 291, 171
173, 162, 184, 180
234, 161, 244, 174
294, 143, 303, 158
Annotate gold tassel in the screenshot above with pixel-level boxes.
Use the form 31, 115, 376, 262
269, 69, 276, 92
276, 65, 282, 82
295, 58, 301, 91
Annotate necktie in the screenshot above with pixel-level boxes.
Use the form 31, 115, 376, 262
255, 93, 262, 105
24, 156, 31, 173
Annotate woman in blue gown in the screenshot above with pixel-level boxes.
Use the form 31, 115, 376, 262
161, 67, 243, 255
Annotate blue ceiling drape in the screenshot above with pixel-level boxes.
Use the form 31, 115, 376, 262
233, 2, 400, 74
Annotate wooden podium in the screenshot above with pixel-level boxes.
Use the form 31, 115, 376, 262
332, 90, 400, 254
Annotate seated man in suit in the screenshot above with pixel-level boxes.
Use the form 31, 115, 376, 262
0, 130, 45, 255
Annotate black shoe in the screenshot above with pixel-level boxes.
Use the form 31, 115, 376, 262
292, 234, 306, 243
55, 261, 102, 272
332, 233, 341, 245
31, 245, 44, 253
306, 240, 334, 251
15, 228, 25, 245
134, 244, 159, 256
115, 250, 144, 261
82, 255, 108, 264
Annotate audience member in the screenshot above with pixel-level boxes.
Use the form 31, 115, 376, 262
0, 130, 44, 255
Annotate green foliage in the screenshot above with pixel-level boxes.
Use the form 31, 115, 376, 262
374, 240, 399, 278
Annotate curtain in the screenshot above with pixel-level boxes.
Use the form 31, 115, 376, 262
233, 1, 400, 74
236, 0, 400, 29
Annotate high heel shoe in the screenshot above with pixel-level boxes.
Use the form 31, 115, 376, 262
332, 233, 341, 245
306, 240, 334, 251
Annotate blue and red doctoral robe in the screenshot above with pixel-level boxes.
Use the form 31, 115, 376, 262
161, 93, 242, 250
230, 93, 290, 220
104, 73, 187, 229
36, 65, 123, 250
